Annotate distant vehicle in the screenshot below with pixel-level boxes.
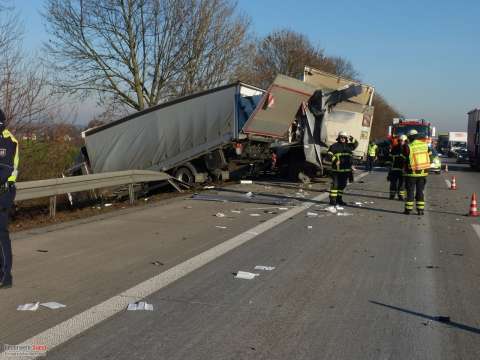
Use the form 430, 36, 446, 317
456, 148, 469, 164
430, 149, 441, 174
467, 108, 480, 169
447, 131, 467, 157
388, 118, 436, 147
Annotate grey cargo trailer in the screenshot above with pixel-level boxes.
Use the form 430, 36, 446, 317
81, 83, 266, 183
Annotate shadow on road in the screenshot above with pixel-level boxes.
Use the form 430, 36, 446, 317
370, 300, 480, 335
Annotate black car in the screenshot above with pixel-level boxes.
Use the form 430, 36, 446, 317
456, 149, 469, 164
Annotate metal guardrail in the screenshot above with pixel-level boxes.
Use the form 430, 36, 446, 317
15, 170, 176, 217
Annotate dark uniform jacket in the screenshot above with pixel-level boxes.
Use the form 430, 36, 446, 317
387, 145, 407, 173
327, 139, 359, 172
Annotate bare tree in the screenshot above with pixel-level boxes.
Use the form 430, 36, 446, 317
235, 29, 358, 89
0, 4, 56, 131
43, 0, 249, 112
370, 94, 401, 140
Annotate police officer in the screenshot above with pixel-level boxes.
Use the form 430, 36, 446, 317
403, 129, 430, 215
0, 109, 19, 289
366, 140, 378, 172
387, 134, 407, 200
327, 131, 358, 206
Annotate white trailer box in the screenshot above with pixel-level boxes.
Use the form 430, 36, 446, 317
303, 66, 375, 159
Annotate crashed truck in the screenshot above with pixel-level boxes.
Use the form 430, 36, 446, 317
68, 69, 375, 186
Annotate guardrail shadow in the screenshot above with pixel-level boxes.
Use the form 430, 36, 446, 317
370, 300, 480, 335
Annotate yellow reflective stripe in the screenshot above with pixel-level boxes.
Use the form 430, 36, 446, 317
409, 141, 430, 171
3, 129, 18, 182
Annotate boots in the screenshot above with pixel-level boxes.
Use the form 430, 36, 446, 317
337, 197, 346, 206
417, 209, 424, 216
329, 197, 337, 206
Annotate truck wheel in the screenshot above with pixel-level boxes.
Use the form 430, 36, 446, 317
174, 167, 195, 185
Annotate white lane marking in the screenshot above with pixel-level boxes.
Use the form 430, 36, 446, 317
445, 179, 451, 188
472, 224, 480, 240
6, 172, 369, 359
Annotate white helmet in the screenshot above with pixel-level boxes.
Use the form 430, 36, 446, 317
338, 131, 348, 138
399, 134, 408, 141
408, 129, 418, 136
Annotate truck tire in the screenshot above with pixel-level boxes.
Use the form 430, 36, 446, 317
174, 167, 195, 185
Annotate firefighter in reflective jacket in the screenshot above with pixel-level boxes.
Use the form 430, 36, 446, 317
0, 109, 18, 289
403, 129, 431, 215
327, 131, 358, 206
366, 141, 378, 172
386, 134, 407, 200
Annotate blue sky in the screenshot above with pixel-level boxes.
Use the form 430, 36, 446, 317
15, 0, 480, 132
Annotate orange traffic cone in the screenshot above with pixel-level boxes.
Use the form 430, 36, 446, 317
445, 163, 448, 172
450, 176, 457, 190
469, 193, 479, 217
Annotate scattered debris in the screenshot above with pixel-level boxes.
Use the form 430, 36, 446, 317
254, 266, 276, 271
215, 212, 226, 218
245, 192, 254, 198
184, 206, 193, 209
335, 206, 344, 210
41, 302, 66, 310
150, 261, 164, 266
215, 226, 227, 229
278, 207, 289, 211
249, 213, 261, 217
127, 301, 154, 311
452, 253, 464, 257
240, 180, 253, 184
307, 225, 313, 230
17, 302, 40, 311
234, 271, 259, 280
354, 202, 363, 206
203, 186, 215, 189
192, 193, 295, 206
306, 212, 318, 217
324, 206, 337, 214
231, 210, 242, 214
104, 203, 113, 207
426, 265, 440, 269
337, 212, 353, 217
36, 249, 48, 253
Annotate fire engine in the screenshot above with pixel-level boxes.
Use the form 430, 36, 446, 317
388, 118, 436, 147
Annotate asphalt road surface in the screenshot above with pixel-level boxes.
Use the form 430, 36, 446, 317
2, 161, 480, 360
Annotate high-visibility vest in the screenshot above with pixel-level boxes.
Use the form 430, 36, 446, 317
2, 129, 19, 183
368, 144, 377, 157
406, 140, 430, 176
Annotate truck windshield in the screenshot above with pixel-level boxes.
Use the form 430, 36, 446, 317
394, 125, 430, 138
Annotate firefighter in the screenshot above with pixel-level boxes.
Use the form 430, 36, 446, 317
327, 131, 358, 206
366, 141, 378, 172
387, 134, 407, 200
403, 129, 431, 215
0, 109, 18, 289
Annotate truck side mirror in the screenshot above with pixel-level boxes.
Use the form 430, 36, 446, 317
432, 127, 436, 138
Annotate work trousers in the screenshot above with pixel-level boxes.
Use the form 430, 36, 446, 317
405, 176, 427, 211
330, 172, 349, 204
0, 187, 15, 283
389, 171, 406, 199
367, 156, 375, 172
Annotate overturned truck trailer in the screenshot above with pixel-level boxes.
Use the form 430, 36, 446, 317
78, 83, 270, 183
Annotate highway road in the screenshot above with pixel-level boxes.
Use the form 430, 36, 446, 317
1, 160, 480, 359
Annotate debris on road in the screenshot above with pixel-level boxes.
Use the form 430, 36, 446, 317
150, 261, 164, 266
278, 207, 289, 211
335, 206, 344, 210
245, 192, 254, 198
215, 212, 226, 217
337, 212, 354, 217
234, 271, 260, 280
249, 213, 261, 217
192, 193, 295, 206
127, 301, 154, 311
231, 210, 242, 214
41, 302, 66, 310
240, 180, 253, 184
307, 225, 313, 230
203, 186, 215, 189
104, 203, 113, 207
354, 202, 363, 206
17, 302, 40, 311
36, 249, 48, 253
324, 206, 337, 214
306, 212, 319, 217
215, 226, 227, 229
254, 266, 275, 271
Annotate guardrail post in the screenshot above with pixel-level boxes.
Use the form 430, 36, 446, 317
128, 184, 135, 205
49, 196, 57, 218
